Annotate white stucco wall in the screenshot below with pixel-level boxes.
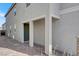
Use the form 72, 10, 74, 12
49, 3, 60, 17
16, 3, 49, 22
60, 3, 79, 10
6, 5, 16, 39
34, 19, 45, 46
52, 10, 79, 55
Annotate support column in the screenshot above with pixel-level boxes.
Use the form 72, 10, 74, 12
29, 21, 34, 47
45, 16, 52, 55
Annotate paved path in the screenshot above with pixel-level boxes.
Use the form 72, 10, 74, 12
0, 36, 45, 56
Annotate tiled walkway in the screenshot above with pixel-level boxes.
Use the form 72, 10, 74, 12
0, 36, 45, 56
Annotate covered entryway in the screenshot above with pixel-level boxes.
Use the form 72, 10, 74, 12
52, 17, 60, 55
33, 18, 45, 54
24, 23, 29, 43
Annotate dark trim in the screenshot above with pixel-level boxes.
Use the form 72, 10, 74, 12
5, 3, 16, 17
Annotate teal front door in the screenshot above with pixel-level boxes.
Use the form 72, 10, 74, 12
24, 23, 29, 41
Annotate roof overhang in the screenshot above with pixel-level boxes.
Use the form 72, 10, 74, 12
5, 3, 16, 17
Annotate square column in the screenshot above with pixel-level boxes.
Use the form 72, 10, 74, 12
45, 16, 52, 55
29, 21, 34, 47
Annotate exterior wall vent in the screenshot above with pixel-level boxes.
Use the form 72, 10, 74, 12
26, 3, 31, 8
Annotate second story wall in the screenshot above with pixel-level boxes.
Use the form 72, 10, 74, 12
60, 3, 79, 10
49, 3, 61, 17
16, 3, 49, 22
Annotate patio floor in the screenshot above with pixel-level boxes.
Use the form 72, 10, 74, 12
0, 36, 46, 56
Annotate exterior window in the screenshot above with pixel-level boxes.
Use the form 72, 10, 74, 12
10, 30, 11, 34
26, 3, 31, 8
13, 9, 16, 16
10, 26, 11, 34
14, 24, 16, 32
